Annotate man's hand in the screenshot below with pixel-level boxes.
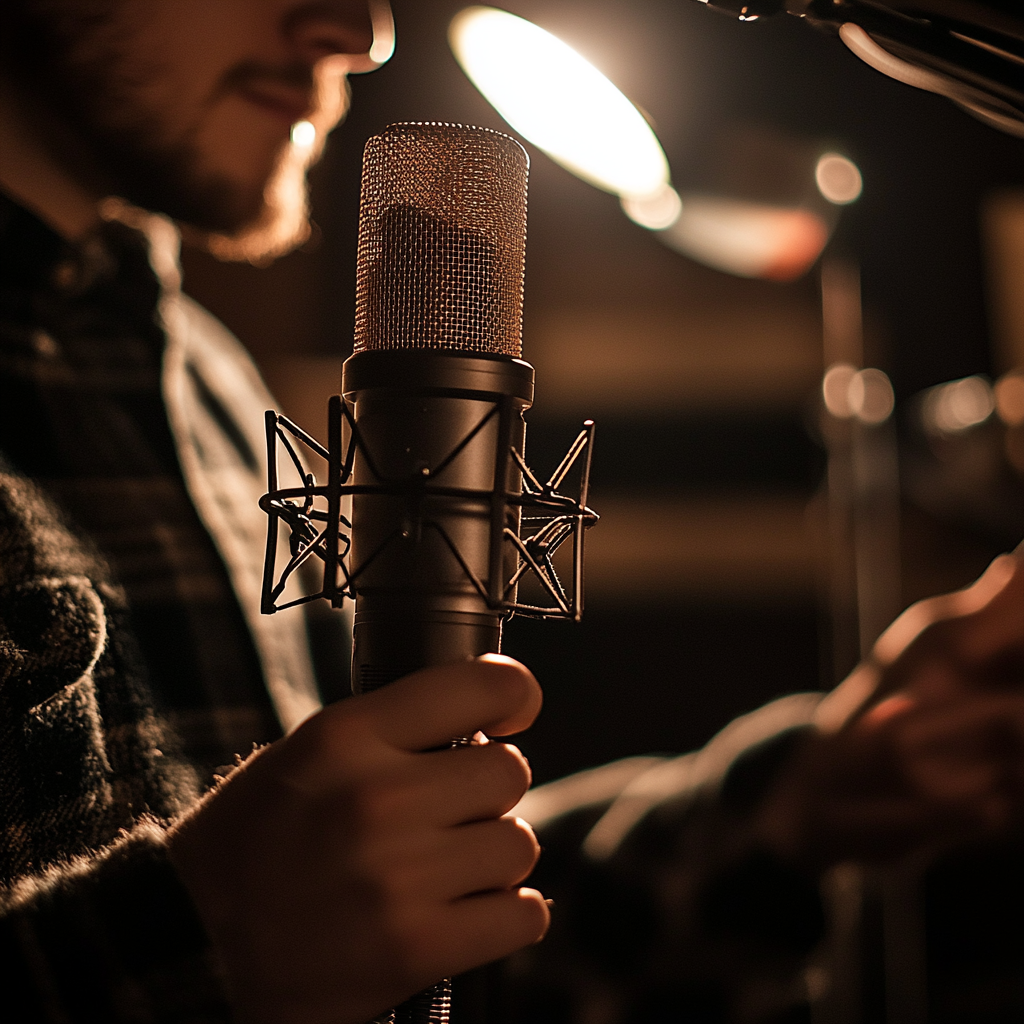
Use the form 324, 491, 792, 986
167, 654, 549, 1024
756, 550, 1024, 869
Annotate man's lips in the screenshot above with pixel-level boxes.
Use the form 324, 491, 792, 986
237, 80, 316, 125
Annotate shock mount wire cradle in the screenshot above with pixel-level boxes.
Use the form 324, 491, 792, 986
259, 395, 597, 622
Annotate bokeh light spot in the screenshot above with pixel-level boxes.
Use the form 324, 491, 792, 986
291, 120, 317, 149
815, 153, 863, 205
994, 370, 1024, 426
923, 375, 995, 434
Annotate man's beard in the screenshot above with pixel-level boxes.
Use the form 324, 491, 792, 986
1, 0, 328, 262
203, 138, 318, 265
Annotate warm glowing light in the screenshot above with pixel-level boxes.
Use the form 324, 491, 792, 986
658, 195, 829, 281
849, 368, 895, 424
994, 370, 1024, 426
823, 364, 894, 423
622, 185, 683, 230
923, 375, 995, 434
450, 7, 670, 197
291, 120, 317, 148
815, 153, 863, 205
823, 363, 858, 418
368, 0, 397, 65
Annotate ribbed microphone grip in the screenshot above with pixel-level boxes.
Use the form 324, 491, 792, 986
354, 122, 528, 358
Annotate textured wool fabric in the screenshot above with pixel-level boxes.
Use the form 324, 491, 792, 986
0, 460, 230, 1020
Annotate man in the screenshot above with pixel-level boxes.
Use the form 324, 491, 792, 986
0, 2, 547, 1021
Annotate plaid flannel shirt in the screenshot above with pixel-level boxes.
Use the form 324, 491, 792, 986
0, 191, 343, 1020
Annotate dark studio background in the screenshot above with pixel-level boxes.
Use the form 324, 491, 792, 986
181, 0, 1024, 786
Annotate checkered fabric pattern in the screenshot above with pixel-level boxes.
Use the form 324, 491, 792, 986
0, 193, 322, 778
0, 190, 342, 1020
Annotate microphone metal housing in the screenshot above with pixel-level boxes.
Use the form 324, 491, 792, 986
258, 369, 597, 689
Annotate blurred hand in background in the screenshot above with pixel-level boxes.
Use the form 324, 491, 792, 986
757, 549, 1024, 868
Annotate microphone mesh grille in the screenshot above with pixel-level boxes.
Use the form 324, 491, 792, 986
354, 123, 529, 358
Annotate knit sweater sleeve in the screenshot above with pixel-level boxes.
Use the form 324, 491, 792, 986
0, 820, 231, 1023
0, 467, 232, 1021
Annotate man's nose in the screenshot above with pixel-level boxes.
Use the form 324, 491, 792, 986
285, 1, 393, 71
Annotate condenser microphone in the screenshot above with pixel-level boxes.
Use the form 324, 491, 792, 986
343, 122, 533, 695
259, 120, 595, 1024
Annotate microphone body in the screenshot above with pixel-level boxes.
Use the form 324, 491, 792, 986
344, 348, 533, 693
348, 122, 530, 1024
345, 122, 531, 697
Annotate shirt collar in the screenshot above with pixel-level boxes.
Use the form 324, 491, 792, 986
0, 190, 180, 323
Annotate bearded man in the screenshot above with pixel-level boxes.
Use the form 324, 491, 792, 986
0, 3, 549, 1022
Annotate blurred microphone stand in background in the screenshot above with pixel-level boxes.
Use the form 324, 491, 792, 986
814, 256, 928, 1024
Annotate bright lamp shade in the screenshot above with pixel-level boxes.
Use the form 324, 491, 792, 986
450, 6, 670, 199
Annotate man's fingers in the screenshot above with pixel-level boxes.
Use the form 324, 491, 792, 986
955, 554, 1024, 669
872, 554, 1024, 694
358, 655, 542, 751
414, 887, 550, 984
874, 555, 1017, 664
379, 742, 533, 826
376, 817, 541, 905
427, 817, 541, 900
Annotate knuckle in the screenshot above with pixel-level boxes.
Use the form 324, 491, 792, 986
351, 776, 404, 830
309, 704, 376, 764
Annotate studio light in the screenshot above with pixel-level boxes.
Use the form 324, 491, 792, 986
449, 6, 670, 199
450, 6, 841, 283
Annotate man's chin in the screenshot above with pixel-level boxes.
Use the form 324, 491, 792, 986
196, 203, 311, 266
192, 143, 314, 265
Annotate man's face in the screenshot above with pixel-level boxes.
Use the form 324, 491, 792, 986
3, 0, 378, 258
